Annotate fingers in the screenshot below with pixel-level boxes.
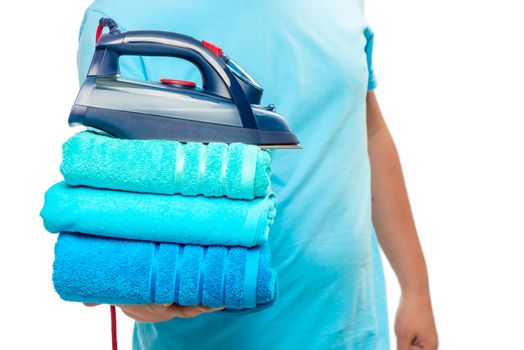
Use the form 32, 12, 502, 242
119, 304, 174, 323
397, 333, 439, 350
396, 331, 415, 350
166, 304, 225, 319
83, 303, 100, 307
199, 305, 226, 312
117, 303, 226, 323
412, 334, 439, 350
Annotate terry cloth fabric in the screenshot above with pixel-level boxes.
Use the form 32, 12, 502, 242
41, 182, 277, 247
53, 232, 277, 309
61, 131, 272, 199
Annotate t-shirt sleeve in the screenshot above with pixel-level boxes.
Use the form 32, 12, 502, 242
363, 26, 377, 91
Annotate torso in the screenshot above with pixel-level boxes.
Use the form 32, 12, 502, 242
79, 1, 389, 348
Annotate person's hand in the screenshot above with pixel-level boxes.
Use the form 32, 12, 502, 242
84, 303, 225, 323
394, 293, 438, 350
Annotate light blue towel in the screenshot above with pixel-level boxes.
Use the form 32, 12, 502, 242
53, 232, 277, 310
61, 131, 272, 199
41, 182, 277, 247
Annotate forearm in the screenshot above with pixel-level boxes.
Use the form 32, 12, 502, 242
366, 91, 430, 297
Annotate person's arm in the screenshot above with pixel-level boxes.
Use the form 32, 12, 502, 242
366, 90, 438, 350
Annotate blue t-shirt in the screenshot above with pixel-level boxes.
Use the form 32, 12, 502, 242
78, 1, 389, 349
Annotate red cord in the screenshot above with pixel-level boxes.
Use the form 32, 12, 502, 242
110, 305, 118, 350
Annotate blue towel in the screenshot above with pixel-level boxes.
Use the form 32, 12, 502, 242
53, 232, 277, 310
61, 131, 272, 199
41, 182, 276, 247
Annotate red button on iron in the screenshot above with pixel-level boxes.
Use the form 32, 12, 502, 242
201, 40, 223, 57
160, 78, 197, 88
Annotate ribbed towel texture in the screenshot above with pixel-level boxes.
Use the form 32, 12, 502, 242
41, 182, 276, 247
61, 131, 271, 199
42, 131, 280, 311
53, 232, 277, 309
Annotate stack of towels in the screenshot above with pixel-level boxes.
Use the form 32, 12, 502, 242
40, 130, 278, 311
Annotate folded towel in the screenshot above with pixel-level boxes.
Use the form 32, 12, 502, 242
53, 232, 277, 310
60, 131, 271, 199
41, 182, 277, 247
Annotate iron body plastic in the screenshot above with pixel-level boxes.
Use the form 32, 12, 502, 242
69, 19, 300, 148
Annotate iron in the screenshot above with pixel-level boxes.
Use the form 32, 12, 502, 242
69, 18, 300, 148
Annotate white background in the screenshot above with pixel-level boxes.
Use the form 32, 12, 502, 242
1, 0, 522, 349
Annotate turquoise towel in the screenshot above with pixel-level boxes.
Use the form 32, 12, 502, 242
41, 182, 277, 247
53, 232, 277, 310
61, 131, 272, 199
